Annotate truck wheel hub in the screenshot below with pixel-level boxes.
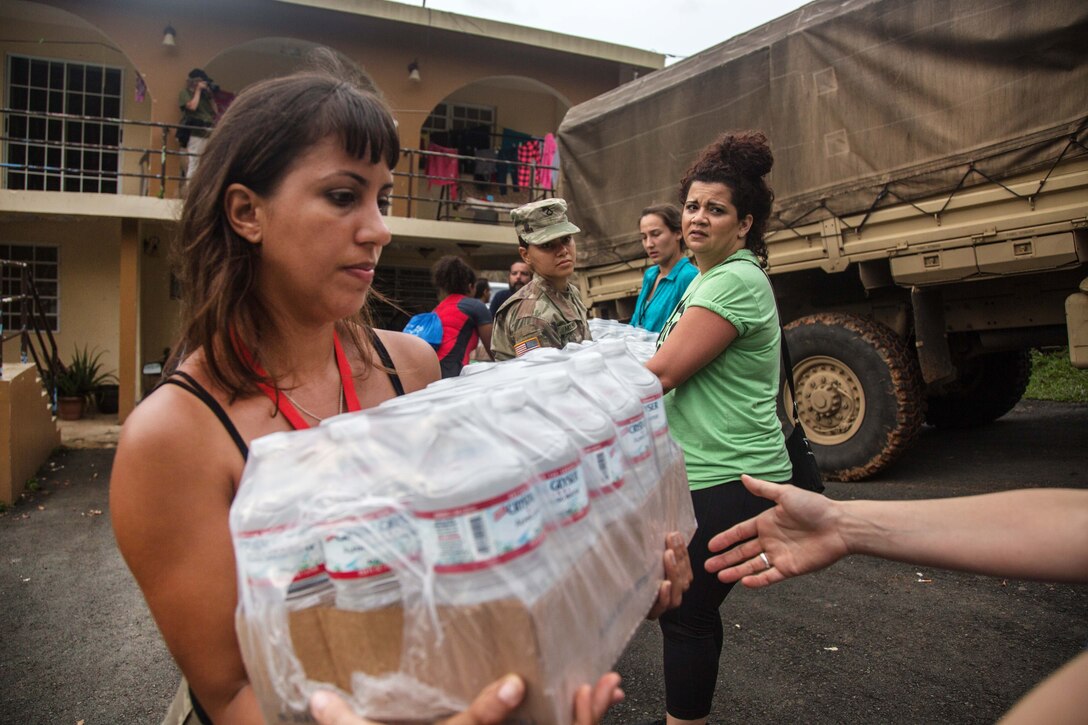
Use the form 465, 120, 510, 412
793, 356, 866, 445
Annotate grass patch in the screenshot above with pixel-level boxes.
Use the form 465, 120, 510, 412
1025, 348, 1088, 403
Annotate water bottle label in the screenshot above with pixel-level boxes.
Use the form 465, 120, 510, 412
236, 525, 325, 590
539, 460, 590, 525
617, 413, 652, 465
414, 482, 544, 573
584, 438, 624, 496
322, 508, 418, 580
641, 392, 670, 438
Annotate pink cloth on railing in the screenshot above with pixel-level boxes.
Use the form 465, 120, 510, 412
427, 143, 460, 200
517, 140, 542, 189
536, 133, 558, 190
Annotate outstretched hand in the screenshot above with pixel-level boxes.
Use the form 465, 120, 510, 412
704, 475, 848, 588
647, 531, 693, 619
310, 672, 623, 725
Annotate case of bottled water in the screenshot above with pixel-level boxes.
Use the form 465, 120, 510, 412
231, 342, 695, 725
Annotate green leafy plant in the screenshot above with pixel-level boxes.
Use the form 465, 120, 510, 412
1025, 348, 1088, 403
53, 346, 118, 403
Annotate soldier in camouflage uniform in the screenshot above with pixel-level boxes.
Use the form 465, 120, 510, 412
491, 198, 592, 360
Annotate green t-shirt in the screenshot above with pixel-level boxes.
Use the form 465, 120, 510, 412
657, 249, 792, 489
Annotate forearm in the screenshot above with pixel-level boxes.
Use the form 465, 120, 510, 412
838, 489, 1088, 583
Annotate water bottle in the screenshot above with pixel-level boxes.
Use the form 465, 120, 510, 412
318, 415, 418, 611
409, 399, 549, 605
532, 370, 628, 525
569, 352, 657, 505
596, 338, 675, 469
488, 387, 592, 563
232, 429, 334, 612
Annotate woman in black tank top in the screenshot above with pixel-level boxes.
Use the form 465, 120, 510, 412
111, 53, 637, 725
108, 55, 549, 725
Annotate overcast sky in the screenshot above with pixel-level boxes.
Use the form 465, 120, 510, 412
388, 0, 812, 63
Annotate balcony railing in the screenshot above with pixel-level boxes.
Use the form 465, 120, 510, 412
1, 107, 558, 220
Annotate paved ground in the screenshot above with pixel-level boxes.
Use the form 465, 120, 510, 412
1, 400, 1085, 724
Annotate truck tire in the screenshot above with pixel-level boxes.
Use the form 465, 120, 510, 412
924, 350, 1031, 428
784, 313, 925, 482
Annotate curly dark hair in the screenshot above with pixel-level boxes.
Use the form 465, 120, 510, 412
679, 130, 774, 265
431, 255, 478, 296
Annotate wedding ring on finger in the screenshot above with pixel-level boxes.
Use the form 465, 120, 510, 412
759, 552, 771, 570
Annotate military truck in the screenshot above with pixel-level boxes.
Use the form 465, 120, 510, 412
557, 0, 1088, 480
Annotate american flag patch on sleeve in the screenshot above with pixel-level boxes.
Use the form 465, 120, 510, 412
514, 336, 541, 356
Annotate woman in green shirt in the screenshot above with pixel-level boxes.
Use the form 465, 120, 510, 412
645, 131, 791, 725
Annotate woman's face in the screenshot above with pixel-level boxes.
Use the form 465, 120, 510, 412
682, 181, 752, 268
640, 213, 683, 267
519, 235, 576, 285
250, 135, 394, 324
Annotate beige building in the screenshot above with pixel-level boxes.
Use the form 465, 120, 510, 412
0, 0, 663, 427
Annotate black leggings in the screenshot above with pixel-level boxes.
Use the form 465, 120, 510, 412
658, 481, 776, 719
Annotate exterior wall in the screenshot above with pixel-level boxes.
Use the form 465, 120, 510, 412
1, 217, 121, 377
0, 363, 61, 506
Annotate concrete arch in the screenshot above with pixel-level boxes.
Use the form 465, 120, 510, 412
412, 74, 570, 149
200, 37, 342, 101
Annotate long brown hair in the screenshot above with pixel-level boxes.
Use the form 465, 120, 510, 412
173, 52, 400, 398
679, 131, 774, 266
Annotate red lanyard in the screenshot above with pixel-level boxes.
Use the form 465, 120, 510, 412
238, 331, 362, 430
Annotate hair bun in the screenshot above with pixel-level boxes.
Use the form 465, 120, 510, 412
712, 131, 773, 179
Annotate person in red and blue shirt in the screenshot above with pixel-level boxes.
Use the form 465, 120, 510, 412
431, 255, 494, 377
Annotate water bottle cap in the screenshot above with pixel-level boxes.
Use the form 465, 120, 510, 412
323, 413, 371, 441
571, 351, 605, 372
249, 430, 294, 458
598, 338, 627, 356
538, 370, 572, 393
491, 386, 527, 411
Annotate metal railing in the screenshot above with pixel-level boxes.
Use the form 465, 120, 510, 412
0, 259, 62, 404
1, 107, 559, 217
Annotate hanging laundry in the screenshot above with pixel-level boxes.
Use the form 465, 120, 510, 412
536, 133, 558, 190
517, 139, 542, 190
474, 148, 499, 183
427, 143, 460, 200
499, 128, 533, 193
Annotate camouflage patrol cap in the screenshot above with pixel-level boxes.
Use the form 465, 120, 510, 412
510, 197, 581, 245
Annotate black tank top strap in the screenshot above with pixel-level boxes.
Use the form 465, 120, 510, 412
370, 329, 406, 397
162, 370, 249, 462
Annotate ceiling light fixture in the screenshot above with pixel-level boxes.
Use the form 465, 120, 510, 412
407, 59, 421, 83
162, 24, 177, 47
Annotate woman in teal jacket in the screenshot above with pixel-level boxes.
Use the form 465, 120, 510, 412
629, 203, 698, 333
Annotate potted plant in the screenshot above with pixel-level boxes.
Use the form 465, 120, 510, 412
51, 346, 117, 421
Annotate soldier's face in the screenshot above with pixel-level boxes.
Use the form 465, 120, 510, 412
520, 235, 575, 285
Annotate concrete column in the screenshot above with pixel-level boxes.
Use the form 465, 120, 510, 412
119, 218, 139, 422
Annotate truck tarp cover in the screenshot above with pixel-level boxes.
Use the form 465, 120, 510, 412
558, 0, 1088, 265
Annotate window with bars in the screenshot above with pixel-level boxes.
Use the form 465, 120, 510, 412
422, 103, 496, 135
1, 243, 59, 332
3, 55, 123, 193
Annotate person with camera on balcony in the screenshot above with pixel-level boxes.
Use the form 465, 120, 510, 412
178, 68, 220, 185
